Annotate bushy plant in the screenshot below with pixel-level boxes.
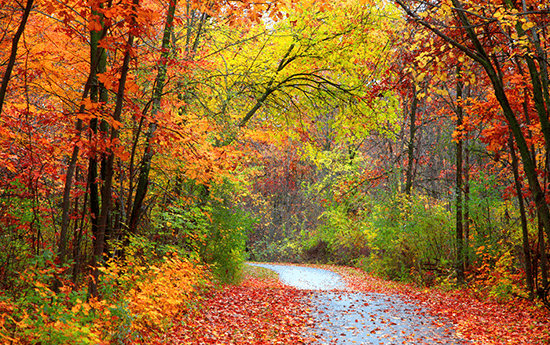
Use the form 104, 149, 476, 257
206, 202, 256, 284
303, 203, 373, 265
98, 251, 209, 337
366, 192, 454, 283
1, 250, 107, 344
248, 237, 303, 263
0, 238, 210, 344
470, 241, 528, 301
152, 178, 256, 284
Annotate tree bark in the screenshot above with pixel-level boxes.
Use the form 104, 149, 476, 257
509, 132, 535, 299
455, 66, 464, 284
405, 84, 418, 195
539, 216, 549, 289
464, 142, 470, 270
128, 0, 177, 236
88, 6, 109, 261
0, 0, 34, 115
89, 1, 137, 296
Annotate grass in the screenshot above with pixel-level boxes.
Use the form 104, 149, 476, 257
241, 263, 279, 282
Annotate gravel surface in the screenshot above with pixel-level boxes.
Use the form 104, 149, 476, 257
246, 262, 470, 345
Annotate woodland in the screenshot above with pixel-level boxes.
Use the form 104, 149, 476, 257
1, 0, 550, 343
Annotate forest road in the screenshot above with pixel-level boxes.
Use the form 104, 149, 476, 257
246, 263, 470, 345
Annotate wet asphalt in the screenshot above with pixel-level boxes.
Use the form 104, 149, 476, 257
247, 263, 470, 345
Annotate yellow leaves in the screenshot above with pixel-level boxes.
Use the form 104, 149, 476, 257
108, 254, 208, 332
416, 72, 426, 82
493, 7, 506, 22
435, 88, 449, 97
438, 0, 453, 18
522, 21, 536, 31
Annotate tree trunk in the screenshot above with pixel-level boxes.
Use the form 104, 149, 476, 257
455, 66, 464, 284
509, 132, 535, 299
405, 84, 418, 195
539, 213, 549, 288
464, 142, 470, 271
88, 7, 109, 261
89, 8, 136, 297
128, 0, 177, 236
0, 0, 34, 114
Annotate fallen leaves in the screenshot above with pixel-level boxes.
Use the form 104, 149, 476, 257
156, 263, 550, 344
159, 266, 315, 344
318, 264, 550, 345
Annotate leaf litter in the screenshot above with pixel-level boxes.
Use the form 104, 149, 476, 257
161, 263, 550, 344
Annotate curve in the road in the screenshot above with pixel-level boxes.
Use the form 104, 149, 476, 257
246, 262, 344, 290
246, 262, 470, 345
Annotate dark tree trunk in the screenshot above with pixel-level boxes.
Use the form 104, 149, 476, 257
405, 84, 418, 195
464, 142, 470, 271
89, 10, 136, 297
128, 0, 178, 236
0, 0, 34, 114
88, 9, 109, 259
455, 66, 464, 284
509, 132, 535, 299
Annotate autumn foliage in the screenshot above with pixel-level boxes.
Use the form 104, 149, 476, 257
1, 247, 209, 344
2, 0, 550, 342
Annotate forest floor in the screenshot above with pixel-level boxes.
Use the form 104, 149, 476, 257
157, 263, 550, 344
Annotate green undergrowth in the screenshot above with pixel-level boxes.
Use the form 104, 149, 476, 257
241, 264, 280, 282
249, 188, 538, 303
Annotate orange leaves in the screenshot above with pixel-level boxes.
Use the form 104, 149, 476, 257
153, 115, 243, 186
86, 253, 211, 342
111, 141, 130, 161
88, 16, 103, 32
124, 255, 207, 332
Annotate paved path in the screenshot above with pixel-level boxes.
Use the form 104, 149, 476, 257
246, 263, 470, 345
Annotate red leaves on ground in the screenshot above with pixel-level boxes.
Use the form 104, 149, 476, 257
160, 273, 314, 344
416, 290, 550, 344
154, 264, 550, 344
322, 265, 550, 345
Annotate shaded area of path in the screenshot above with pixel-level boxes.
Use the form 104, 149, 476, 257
246, 263, 470, 345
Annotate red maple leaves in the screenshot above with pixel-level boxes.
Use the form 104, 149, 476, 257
159, 263, 550, 344
161, 270, 315, 344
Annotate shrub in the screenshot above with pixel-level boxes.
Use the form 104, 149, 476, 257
303, 203, 373, 265
152, 179, 256, 285
366, 192, 454, 282
470, 242, 528, 301
248, 237, 303, 263
205, 203, 255, 284
1, 250, 106, 344
0, 241, 210, 344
